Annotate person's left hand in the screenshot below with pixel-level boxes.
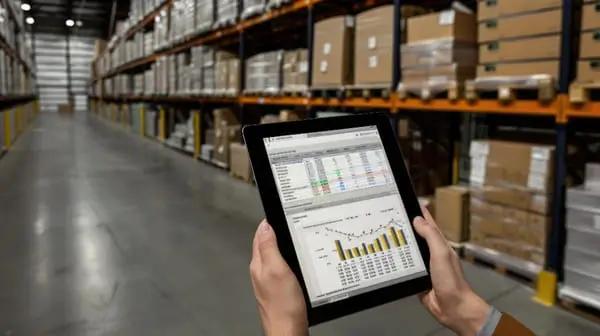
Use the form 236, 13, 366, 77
250, 219, 308, 336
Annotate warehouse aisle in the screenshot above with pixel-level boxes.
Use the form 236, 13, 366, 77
0, 113, 599, 336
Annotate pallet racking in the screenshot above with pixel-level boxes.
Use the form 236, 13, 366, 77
89, 0, 600, 310
0, 0, 38, 154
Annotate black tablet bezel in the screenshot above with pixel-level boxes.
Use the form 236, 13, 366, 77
243, 113, 431, 325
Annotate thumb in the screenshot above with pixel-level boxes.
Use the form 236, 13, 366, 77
257, 221, 286, 266
413, 216, 448, 258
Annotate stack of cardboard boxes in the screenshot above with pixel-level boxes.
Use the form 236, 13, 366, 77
354, 5, 427, 88
576, 1, 600, 83
435, 186, 470, 243
312, 16, 354, 89
468, 140, 554, 266
562, 163, 600, 308
400, 8, 477, 97
215, 51, 240, 96
282, 49, 309, 93
212, 108, 241, 168
476, 0, 563, 84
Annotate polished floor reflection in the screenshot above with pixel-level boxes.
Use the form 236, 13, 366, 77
0, 113, 598, 335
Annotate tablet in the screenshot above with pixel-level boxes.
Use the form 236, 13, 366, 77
244, 113, 431, 325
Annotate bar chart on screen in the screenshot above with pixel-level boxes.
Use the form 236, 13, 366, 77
291, 194, 425, 300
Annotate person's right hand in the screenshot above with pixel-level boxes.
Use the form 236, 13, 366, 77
413, 207, 491, 336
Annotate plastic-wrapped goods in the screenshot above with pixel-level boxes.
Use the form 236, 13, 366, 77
177, 53, 192, 95
282, 49, 308, 92
145, 69, 155, 95
245, 50, 283, 93
195, 0, 214, 33
216, 0, 238, 27
182, 0, 196, 37
155, 57, 169, 95
134, 74, 144, 95
170, 0, 185, 43
242, 0, 266, 19
266, 0, 292, 10
399, 8, 477, 97
190, 46, 204, 94
144, 32, 154, 56
202, 47, 216, 94
154, 8, 170, 51
168, 55, 178, 95
563, 176, 600, 309
228, 59, 240, 95
215, 51, 235, 94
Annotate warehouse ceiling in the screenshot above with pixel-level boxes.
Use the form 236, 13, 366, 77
27, 0, 130, 38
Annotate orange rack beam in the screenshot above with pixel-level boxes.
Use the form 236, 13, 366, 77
566, 102, 600, 119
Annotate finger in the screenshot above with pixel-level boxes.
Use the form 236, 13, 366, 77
251, 220, 266, 268
413, 215, 450, 259
257, 220, 287, 267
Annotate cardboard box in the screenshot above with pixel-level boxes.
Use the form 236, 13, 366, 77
479, 35, 561, 63
213, 108, 237, 128
498, 0, 561, 17
470, 198, 550, 248
435, 186, 470, 242
582, 2, 600, 31
580, 31, 600, 58
282, 49, 309, 90
215, 59, 229, 92
230, 142, 253, 183
228, 59, 239, 93
470, 185, 551, 215
279, 110, 305, 122
469, 140, 555, 193
407, 10, 476, 43
213, 125, 241, 167
312, 16, 354, 87
354, 5, 394, 86
576, 59, 600, 82
477, 0, 498, 22
477, 61, 559, 79
478, 8, 562, 43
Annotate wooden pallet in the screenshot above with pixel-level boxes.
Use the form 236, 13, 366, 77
243, 90, 282, 97
280, 88, 309, 97
558, 290, 600, 324
345, 86, 391, 99
569, 82, 600, 103
463, 243, 541, 285
465, 78, 555, 102
397, 81, 462, 101
310, 87, 346, 99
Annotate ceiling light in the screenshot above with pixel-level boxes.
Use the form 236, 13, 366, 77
21, 3, 31, 11
65, 19, 74, 27
76, 20, 82, 27
25, 16, 34, 24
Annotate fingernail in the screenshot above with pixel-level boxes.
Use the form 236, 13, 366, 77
414, 216, 427, 225
259, 220, 271, 233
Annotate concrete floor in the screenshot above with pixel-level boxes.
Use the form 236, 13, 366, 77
0, 113, 598, 336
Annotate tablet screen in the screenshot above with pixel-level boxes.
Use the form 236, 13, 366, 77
264, 126, 428, 307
